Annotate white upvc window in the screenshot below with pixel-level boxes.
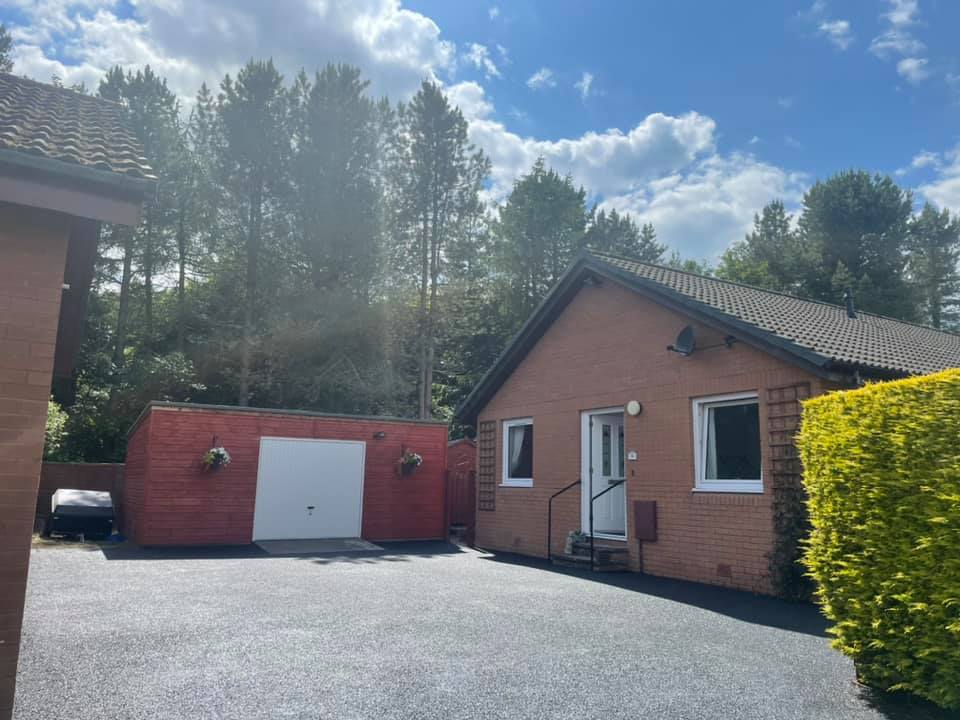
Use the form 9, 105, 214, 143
502, 418, 534, 487
692, 392, 763, 493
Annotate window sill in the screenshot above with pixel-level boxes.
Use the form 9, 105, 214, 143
693, 484, 763, 495
500, 480, 533, 488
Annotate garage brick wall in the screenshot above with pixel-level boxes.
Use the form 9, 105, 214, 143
124, 405, 449, 545
0, 204, 72, 719
476, 279, 830, 595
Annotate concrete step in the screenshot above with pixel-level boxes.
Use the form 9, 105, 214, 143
550, 553, 629, 572
568, 540, 629, 565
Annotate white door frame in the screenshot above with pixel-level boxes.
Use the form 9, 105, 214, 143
253, 436, 366, 541
580, 407, 628, 540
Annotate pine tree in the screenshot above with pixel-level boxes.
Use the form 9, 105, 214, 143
585, 208, 665, 262
716, 200, 803, 292
390, 81, 489, 418
908, 203, 960, 329
292, 64, 382, 300
0, 24, 13, 73
797, 171, 914, 318
495, 158, 588, 327
216, 60, 291, 406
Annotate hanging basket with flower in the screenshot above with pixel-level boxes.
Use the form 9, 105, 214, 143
398, 449, 423, 476
201, 446, 231, 471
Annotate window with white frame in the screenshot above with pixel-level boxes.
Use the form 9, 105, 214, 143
693, 393, 762, 493
502, 418, 533, 486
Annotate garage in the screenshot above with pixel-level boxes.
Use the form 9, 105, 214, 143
123, 402, 449, 546
253, 438, 366, 540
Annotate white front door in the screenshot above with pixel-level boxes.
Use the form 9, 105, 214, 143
253, 437, 365, 541
581, 410, 626, 537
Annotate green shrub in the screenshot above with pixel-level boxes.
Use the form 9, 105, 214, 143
43, 399, 68, 460
798, 369, 960, 709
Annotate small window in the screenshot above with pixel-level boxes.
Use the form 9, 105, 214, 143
502, 418, 533, 487
693, 393, 762, 493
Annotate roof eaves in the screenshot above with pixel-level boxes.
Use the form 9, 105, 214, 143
454, 254, 595, 423
0, 146, 157, 198
455, 253, 861, 425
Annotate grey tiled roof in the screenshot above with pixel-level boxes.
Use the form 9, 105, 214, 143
591, 250, 960, 376
0, 73, 155, 181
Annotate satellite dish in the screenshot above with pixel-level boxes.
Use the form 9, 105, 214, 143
668, 325, 696, 356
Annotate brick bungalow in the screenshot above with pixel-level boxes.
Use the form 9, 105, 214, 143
0, 74, 153, 718
456, 249, 960, 595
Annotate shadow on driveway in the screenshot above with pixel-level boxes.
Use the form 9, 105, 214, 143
480, 551, 960, 720
99, 539, 466, 564
481, 549, 829, 636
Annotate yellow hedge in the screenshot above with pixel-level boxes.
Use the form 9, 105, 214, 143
798, 369, 960, 709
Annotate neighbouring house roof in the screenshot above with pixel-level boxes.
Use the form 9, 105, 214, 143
456, 249, 960, 423
0, 73, 156, 192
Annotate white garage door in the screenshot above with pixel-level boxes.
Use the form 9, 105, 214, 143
253, 437, 366, 541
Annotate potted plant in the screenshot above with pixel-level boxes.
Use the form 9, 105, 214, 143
565, 529, 587, 555
201, 445, 231, 471
399, 449, 422, 476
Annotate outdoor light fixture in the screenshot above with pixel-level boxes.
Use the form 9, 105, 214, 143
626, 400, 642, 416
373, 431, 387, 440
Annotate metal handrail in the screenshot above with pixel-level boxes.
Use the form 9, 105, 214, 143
547, 479, 581, 561
589, 478, 627, 572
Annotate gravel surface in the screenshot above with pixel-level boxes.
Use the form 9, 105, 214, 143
14, 541, 956, 720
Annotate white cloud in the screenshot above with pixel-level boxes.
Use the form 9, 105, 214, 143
458, 86, 717, 202
602, 154, 807, 259
574, 71, 593, 100
896, 150, 940, 175
777, 96, 794, 109
818, 19, 853, 50
804, 2, 853, 51
463, 43, 500, 79
445, 80, 494, 120
785, 135, 803, 149
526, 67, 556, 90
446, 82, 799, 257
897, 57, 929, 83
488, 6, 500, 20
496, 44, 509, 65
5, 0, 805, 259
870, 0, 928, 83
748, 136, 760, 145
6, 0, 456, 105
917, 147, 960, 210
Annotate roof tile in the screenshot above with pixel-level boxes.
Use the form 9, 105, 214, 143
0, 73, 155, 181
591, 250, 960, 376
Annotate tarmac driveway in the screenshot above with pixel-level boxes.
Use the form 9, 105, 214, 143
14, 541, 956, 720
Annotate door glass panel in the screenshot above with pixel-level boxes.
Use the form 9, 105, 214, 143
601, 424, 611, 475
618, 424, 625, 477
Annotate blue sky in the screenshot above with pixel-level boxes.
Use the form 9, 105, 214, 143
2, 0, 958, 258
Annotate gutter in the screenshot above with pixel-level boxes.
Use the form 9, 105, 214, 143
0, 147, 157, 199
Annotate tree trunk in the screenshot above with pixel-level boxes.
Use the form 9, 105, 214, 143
176, 198, 188, 352
109, 227, 134, 409
417, 210, 430, 418
142, 214, 154, 356
239, 184, 263, 407
424, 222, 440, 420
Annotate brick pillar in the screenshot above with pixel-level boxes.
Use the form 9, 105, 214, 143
0, 204, 71, 720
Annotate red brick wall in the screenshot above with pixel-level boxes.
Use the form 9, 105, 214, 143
476, 279, 830, 595
124, 405, 448, 545
122, 412, 150, 544
0, 203, 72, 720
36, 463, 124, 521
